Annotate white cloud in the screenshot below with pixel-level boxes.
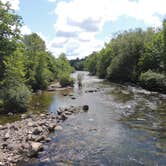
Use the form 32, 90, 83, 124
1, 0, 20, 10
20, 25, 32, 35
47, 0, 166, 59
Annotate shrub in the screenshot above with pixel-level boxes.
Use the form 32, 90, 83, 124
139, 70, 166, 92
59, 73, 74, 87
3, 84, 31, 113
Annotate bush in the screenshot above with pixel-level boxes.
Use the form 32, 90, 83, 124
139, 70, 166, 92
59, 73, 74, 87
3, 84, 31, 113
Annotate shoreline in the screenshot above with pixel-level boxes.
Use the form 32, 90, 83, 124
0, 105, 89, 165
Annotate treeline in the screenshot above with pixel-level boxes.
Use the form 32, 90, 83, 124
83, 21, 166, 93
0, 1, 74, 113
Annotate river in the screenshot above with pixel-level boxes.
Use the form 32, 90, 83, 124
2, 71, 166, 165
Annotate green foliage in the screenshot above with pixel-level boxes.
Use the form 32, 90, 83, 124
138, 31, 163, 73
23, 34, 53, 90
70, 58, 85, 71
59, 73, 74, 87
163, 19, 166, 72
2, 49, 31, 113
96, 45, 113, 78
56, 53, 74, 87
84, 23, 166, 93
139, 70, 166, 92
107, 29, 145, 81
3, 84, 31, 113
0, 1, 75, 113
0, 0, 22, 79
85, 52, 98, 75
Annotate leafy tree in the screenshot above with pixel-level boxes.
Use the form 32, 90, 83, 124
138, 30, 163, 73
0, 0, 22, 79
56, 53, 74, 87
96, 44, 113, 78
84, 52, 98, 75
23, 33, 50, 90
107, 29, 145, 81
2, 48, 31, 112
163, 19, 166, 72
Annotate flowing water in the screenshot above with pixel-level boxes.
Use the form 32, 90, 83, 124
2, 71, 166, 165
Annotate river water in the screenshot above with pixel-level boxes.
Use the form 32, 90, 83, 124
3, 71, 166, 165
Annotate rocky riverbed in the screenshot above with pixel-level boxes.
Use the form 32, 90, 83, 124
0, 105, 89, 165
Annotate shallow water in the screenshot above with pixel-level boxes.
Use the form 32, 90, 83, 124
3, 71, 166, 165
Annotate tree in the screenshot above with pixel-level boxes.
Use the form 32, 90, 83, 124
96, 44, 113, 78
163, 19, 166, 72
107, 29, 145, 82
2, 48, 31, 112
0, 0, 22, 79
84, 52, 98, 75
23, 33, 50, 90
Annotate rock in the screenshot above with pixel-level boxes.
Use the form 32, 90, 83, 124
29, 142, 43, 157
32, 127, 43, 135
61, 114, 68, 121
82, 105, 89, 112
4, 132, 10, 140
57, 109, 63, 115
64, 111, 72, 115
40, 157, 50, 163
8, 112, 13, 116
54, 125, 63, 131
27, 122, 37, 127
48, 123, 56, 131
45, 137, 51, 142
35, 136, 45, 142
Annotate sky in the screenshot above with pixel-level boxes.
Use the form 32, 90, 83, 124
2, 0, 166, 59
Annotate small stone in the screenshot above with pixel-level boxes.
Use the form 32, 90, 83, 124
27, 122, 37, 127
48, 123, 56, 131
4, 132, 10, 139
31, 142, 43, 150
61, 114, 68, 121
64, 111, 72, 115
32, 127, 43, 135
45, 137, 51, 142
54, 125, 63, 131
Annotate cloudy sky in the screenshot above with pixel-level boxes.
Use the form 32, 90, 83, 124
3, 0, 166, 59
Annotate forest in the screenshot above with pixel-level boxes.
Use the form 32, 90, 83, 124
75, 21, 166, 94
0, 1, 74, 113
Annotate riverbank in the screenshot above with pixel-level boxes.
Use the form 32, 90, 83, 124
0, 105, 89, 165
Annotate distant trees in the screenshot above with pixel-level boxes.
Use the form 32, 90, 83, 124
70, 58, 85, 71
84, 23, 166, 93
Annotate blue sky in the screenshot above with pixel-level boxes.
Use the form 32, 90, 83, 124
3, 0, 166, 59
